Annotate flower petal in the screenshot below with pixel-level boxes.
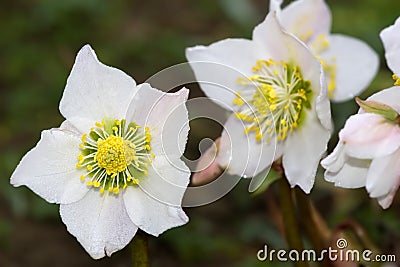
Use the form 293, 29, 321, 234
59, 45, 137, 133
186, 38, 267, 110
380, 17, 400, 75
377, 183, 400, 209
269, 0, 283, 13
126, 84, 189, 157
217, 114, 283, 178
123, 187, 188, 237
366, 86, 400, 113
60, 192, 138, 259
278, 0, 331, 42
10, 128, 89, 204
139, 155, 190, 206
322, 143, 369, 188
324, 160, 369, 189
366, 149, 400, 198
319, 34, 379, 102
321, 142, 346, 173
283, 110, 330, 193
340, 113, 400, 158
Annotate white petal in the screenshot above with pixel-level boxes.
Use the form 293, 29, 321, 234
10, 128, 89, 204
126, 84, 189, 157
278, 0, 331, 41
283, 110, 330, 193
366, 149, 400, 198
319, 34, 379, 102
321, 142, 346, 173
380, 17, 400, 75
253, 12, 327, 103
322, 142, 369, 189
59, 45, 137, 133
315, 70, 333, 131
123, 187, 188, 237
340, 113, 400, 158
139, 155, 190, 206
186, 38, 267, 110
60, 192, 138, 259
217, 114, 283, 178
323, 149, 369, 189
366, 86, 400, 113
269, 0, 283, 13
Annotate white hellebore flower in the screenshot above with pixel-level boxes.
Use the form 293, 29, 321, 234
381, 16, 400, 86
10, 45, 190, 259
321, 89, 400, 209
322, 17, 400, 209
270, 0, 379, 102
186, 12, 332, 193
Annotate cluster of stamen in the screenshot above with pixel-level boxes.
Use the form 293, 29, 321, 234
76, 119, 154, 195
310, 34, 337, 98
233, 59, 312, 142
393, 74, 400, 86
300, 32, 337, 98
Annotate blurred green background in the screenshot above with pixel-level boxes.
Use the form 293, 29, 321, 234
0, 0, 399, 266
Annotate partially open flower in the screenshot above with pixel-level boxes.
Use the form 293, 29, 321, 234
10, 45, 190, 258
270, 0, 379, 101
322, 88, 400, 208
186, 12, 332, 193
322, 16, 400, 209
191, 137, 224, 186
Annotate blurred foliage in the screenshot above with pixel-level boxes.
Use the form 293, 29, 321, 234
0, 0, 400, 266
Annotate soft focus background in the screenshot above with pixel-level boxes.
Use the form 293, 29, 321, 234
1, 0, 400, 266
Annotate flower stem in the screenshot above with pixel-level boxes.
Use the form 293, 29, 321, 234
294, 188, 333, 267
278, 177, 309, 267
132, 231, 150, 267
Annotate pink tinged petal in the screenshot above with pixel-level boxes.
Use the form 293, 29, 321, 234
319, 34, 379, 102
253, 12, 327, 106
322, 143, 369, 188
59, 44, 137, 133
380, 16, 400, 75
340, 113, 400, 158
10, 128, 89, 204
278, 0, 331, 42
366, 86, 400, 114
185, 39, 266, 110
217, 114, 283, 178
366, 149, 400, 199
123, 187, 188, 237
139, 155, 190, 207
127, 84, 189, 157
192, 138, 224, 186
60, 192, 138, 259
377, 183, 400, 209
283, 110, 331, 193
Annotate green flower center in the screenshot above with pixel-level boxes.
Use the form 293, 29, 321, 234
77, 119, 154, 195
233, 59, 313, 142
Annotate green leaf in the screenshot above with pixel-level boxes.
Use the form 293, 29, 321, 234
251, 168, 282, 196
356, 97, 399, 122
